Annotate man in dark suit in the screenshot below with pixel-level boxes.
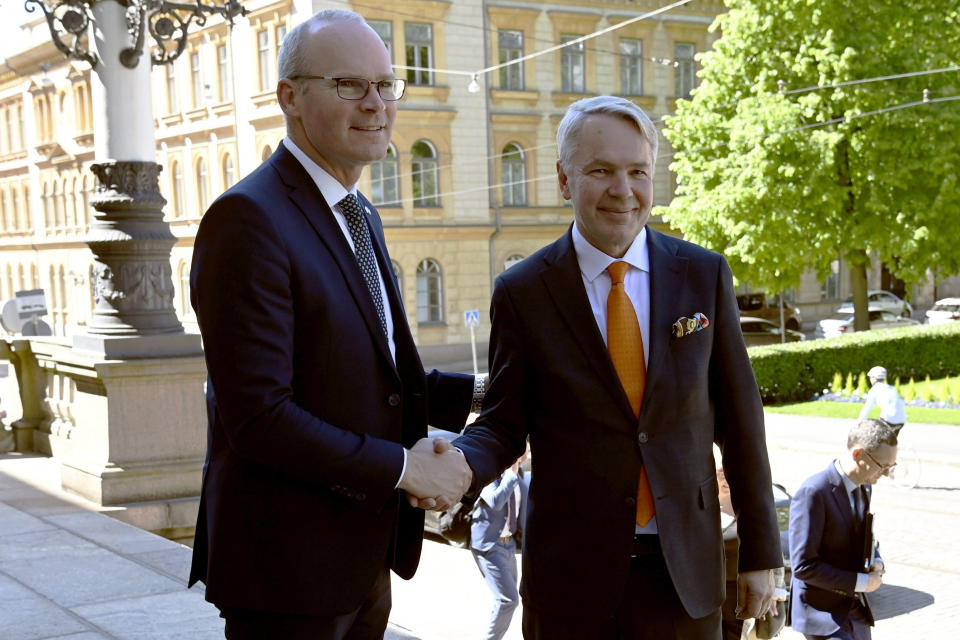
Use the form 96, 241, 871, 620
789, 419, 896, 640
452, 96, 782, 639
188, 10, 476, 639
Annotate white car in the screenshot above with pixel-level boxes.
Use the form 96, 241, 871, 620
925, 297, 960, 325
815, 308, 920, 338
836, 290, 913, 318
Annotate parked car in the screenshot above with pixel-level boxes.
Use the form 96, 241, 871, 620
736, 292, 803, 331
836, 290, 912, 318
740, 317, 805, 347
925, 297, 960, 325
815, 308, 920, 338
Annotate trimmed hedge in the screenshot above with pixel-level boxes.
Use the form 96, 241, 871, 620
747, 322, 960, 405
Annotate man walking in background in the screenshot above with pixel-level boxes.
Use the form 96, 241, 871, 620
789, 418, 897, 640
859, 366, 906, 432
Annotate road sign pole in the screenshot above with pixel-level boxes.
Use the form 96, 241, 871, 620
470, 325, 478, 376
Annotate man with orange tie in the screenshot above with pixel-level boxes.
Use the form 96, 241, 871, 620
453, 95, 782, 639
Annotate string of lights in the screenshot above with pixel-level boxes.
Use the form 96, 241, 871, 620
367, 91, 960, 208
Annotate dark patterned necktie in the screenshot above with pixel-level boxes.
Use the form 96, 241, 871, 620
338, 194, 387, 336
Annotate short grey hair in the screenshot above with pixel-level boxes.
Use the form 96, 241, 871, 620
277, 9, 370, 84
847, 418, 899, 452
556, 95, 659, 169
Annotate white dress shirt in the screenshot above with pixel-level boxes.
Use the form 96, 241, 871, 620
834, 459, 871, 592
858, 382, 907, 424
572, 224, 655, 533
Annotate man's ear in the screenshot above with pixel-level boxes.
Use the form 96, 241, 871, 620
277, 79, 299, 117
557, 161, 571, 201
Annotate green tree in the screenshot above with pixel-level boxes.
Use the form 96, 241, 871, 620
659, 0, 960, 330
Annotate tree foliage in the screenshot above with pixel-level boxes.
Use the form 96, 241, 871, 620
658, 0, 960, 309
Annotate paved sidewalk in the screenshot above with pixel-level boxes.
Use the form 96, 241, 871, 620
2, 411, 959, 639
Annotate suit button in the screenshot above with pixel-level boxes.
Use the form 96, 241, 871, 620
637, 431, 649, 444
387, 393, 401, 406
624, 497, 636, 507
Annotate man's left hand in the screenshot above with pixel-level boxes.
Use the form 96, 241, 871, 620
736, 569, 776, 620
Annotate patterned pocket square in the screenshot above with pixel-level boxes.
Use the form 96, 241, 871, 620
672, 312, 710, 338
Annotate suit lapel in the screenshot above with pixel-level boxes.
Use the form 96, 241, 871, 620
539, 229, 637, 427
643, 228, 689, 403
271, 147, 397, 375
826, 464, 857, 531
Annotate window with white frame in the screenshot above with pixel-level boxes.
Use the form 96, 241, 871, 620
166, 64, 178, 113
170, 160, 184, 218
405, 23, 434, 86
498, 30, 523, 90
368, 20, 393, 59
196, 158, 210, 213
217, 44, 231, 102
258, 29, 271, 91
222, 154, 235, 189
370, 143, 400, 206
411, 140, 439, 207
416, 258, 443, 323
191, 52, 203, 108
674, 42, 696, 98
561, 34, 585, 93
501, 142, 526, 206
620, 38, 643, 95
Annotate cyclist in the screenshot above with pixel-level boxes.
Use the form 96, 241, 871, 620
859, 366, 907, 433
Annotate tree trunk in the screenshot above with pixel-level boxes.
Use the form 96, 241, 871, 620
848, 251, 870, 331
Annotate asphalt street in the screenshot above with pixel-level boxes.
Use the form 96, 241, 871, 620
387, 412, 960, 640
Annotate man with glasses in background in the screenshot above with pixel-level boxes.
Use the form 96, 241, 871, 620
188, 10, 477, 639
789, 418, 898, 640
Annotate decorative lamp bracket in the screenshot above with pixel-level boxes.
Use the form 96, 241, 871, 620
25, 0, 247, 70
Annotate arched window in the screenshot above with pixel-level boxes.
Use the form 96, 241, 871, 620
370, 143, 400, 206
30, 263, 38, 289
10, 189, 19, 232
22, 185, 31, 231
222, 154, 236, 189
53, 181, 64, 229
391, 260, 403, 291
170, 160, 184, 218
42, 182, 52, 229
82, 177, 92, 227
0, 189, 8, 231
261, 145, 272, 162
411, 140, 439, 207
504, 254, 524, 271
178, 261, 193, 317
501, 142, 526, 206
196, 157, 210, 213
416, 258, 443, 323
5, 265, 12, 300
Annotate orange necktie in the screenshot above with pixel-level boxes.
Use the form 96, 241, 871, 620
606, 261, 655, 526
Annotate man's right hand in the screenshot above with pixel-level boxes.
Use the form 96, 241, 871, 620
865, 565, 885, 592
399, 437, 473, 511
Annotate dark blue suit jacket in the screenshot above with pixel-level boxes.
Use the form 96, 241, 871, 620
789, 463, 879, 635
454, 227, 781, 620
187, 145, 472, 616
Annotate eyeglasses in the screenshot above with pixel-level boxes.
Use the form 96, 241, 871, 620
862, 449, 897, 474
289, 75, 406, 101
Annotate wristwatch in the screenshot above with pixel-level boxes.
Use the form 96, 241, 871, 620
471, 374, 488, 414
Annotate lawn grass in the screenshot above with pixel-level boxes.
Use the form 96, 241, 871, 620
766, 401, 960, 426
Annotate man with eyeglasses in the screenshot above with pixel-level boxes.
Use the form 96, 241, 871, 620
188, 9, 477, 639
789, 418, 898, 640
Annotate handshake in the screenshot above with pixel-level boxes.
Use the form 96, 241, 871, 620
398, 436, 473, 511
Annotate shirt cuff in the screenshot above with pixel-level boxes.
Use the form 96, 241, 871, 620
855, 572, 869, 592
395, 448, 408, 489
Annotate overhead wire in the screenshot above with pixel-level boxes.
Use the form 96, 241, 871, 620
369, 91, 960, 208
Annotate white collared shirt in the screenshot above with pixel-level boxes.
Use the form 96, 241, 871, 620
834, 458, 871, 591
282, 137, 395, 362
572, 223, 655, 533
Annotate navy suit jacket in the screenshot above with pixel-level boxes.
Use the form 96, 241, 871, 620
187, 145, 473, 616
789, 463, 879, 636
454, 227, 781, 620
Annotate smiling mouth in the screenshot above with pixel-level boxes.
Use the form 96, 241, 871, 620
353, 125, 386, 132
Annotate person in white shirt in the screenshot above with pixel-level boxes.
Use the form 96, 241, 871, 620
859, 366, 906, 432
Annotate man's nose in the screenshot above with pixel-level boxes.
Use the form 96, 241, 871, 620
607, 172, 632, 198
359, 83, 386, 111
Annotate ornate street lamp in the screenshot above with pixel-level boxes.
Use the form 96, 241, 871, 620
23, 0, 247, 347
